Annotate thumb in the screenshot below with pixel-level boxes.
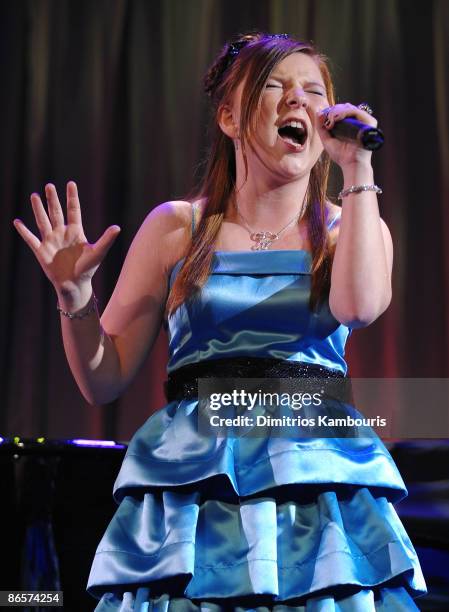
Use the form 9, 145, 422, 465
92, 225, 121, 261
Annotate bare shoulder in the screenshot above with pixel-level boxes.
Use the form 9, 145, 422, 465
143, 197, 207, 233
132, 197, 209, 272
142, 199, 193, 232
135, 199, 196, 271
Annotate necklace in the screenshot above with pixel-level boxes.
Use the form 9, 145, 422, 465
235, 201, 305, 250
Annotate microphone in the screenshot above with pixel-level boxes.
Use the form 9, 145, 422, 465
330, 117, 385, 151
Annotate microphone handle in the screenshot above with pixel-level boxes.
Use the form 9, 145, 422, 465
330, 117, 385, 151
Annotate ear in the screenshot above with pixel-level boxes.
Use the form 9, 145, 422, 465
217, 104, 239, 139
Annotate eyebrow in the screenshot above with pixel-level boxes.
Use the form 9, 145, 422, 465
269, 76, 326, 89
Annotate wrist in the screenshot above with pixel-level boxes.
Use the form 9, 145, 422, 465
57, 291, 98, 320
55, 282, 94, 312
341, 162, 374, 185
338, 183, 382, 201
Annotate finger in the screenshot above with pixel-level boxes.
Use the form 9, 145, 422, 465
322, 103, 352, 128
90, 225, 121, 264
356, 108, 378, 127
13, 218, 41, 253
45, 183, 65, 228
315, 118, 334, 146
323, 103, 377, 128
66, 181, 82, 225
316, 108, 334, 135
30, 192, 53, 238
316, 106, 341, 131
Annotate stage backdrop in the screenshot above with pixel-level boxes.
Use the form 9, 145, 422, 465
1, 0, 448, 441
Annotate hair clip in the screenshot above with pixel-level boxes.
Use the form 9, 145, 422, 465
227, 33, 290, 64
206, 33, 292, 98
227, 40, 249, 64
267, 33, 289, 40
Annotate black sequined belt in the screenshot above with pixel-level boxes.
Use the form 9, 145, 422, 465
164, 356, 349, 403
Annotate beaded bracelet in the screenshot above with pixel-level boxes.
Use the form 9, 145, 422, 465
338, 184, 382, 200
57, 292, 98, 320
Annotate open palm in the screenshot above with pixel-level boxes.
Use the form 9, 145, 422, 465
13, 181, 120, 293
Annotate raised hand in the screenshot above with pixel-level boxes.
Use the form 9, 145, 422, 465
13, 181, 120, 298
316, 103, 377, 169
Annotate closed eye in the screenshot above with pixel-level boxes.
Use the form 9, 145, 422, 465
266, 84, 325, 96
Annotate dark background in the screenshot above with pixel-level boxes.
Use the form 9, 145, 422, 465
1, 0, 449, 442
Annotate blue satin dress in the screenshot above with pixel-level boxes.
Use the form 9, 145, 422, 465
87, 216, 427, 611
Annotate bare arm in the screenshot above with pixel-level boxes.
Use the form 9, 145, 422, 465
58, 202, 191, 404
329, 163, 393, 329
96, 202, 190, 402
316, 104, 393, 328
14, 182, 191, 405
56, 212, 169, 405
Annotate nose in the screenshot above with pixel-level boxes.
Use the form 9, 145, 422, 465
285, 87, 308, 108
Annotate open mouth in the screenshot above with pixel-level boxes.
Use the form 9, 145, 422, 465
277, 121, 308, 148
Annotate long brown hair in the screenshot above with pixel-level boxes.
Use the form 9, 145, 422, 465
166, 32, 336, 317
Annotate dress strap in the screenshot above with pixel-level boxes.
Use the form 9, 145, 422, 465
327, 209, 341, 231
191, 202, 198, 236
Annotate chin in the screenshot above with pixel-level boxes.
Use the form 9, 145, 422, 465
279, 161, 312, 178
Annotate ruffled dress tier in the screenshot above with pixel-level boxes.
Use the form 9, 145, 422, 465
87, 250, 427, 611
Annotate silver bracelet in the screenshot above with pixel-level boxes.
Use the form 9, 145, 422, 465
338, 184, 382, 200
57, 292, 98, 320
